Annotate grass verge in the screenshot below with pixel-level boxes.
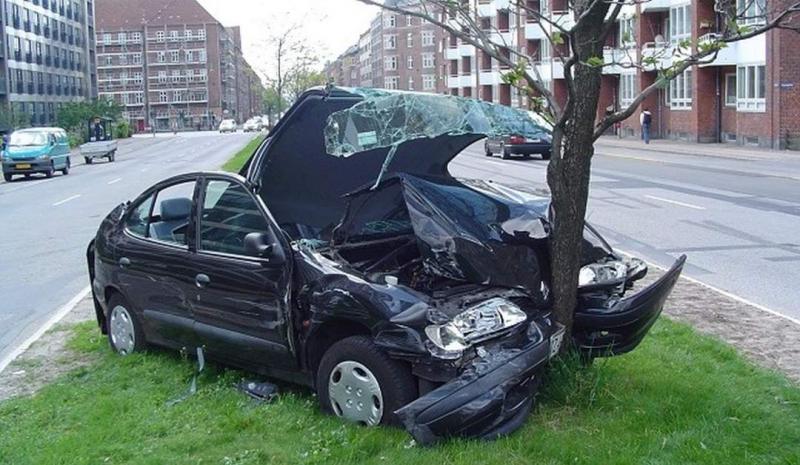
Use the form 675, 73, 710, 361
222, 134, 266, 173
0, 318, 798, 465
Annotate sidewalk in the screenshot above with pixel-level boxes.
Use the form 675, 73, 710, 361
596, 135, 796, 162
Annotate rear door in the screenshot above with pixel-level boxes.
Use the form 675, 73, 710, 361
189, 174, 296, 369
114, 177, 200, 348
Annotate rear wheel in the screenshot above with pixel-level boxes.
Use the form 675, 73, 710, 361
484, 144, 493, 156
85, 157, 92, 165
3, 173, 11, 182
107, 294, 146, 355
62, 158, 70, 175
108, 150, 116, 162
542, 151, 552, 160
317, 336, 417, 427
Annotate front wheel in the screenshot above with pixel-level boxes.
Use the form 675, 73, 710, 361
107, 294, 146, 355
62, 158, 70, 175
85, 157, 92, 165
45, 163, 54, 178
317, 336, 417, 427
3, 173, 12, 182
484, 144, 493, 157
502, 146, 511, 160
541, 151, 552, 160
108, 150, 116, 162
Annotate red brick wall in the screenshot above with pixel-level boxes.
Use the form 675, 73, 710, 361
775, 25, 800, 148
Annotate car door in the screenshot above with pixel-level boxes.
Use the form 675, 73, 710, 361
189, 174, 296, 370
113, 177, 200, 349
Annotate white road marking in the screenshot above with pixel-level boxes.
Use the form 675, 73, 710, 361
0, 286, 91, 374
52, 194, 81, 206
615, 247, 800, 327
107, 178, 122, 185
644, 194, 706, 210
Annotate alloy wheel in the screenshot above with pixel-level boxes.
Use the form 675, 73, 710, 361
109, 305, 136, 355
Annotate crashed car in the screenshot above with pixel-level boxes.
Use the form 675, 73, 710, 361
87, 87, 685, 444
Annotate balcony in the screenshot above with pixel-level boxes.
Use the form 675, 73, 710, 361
602, 46, 636, 74
641, 41, 674, 69
445, 46, 459, 60
531, 59, 564, 80
477, 0, 510, 17
697, 33, 766, 67
525, 22, 547, 40
459, 43, 475, 57
641, 0, 674, 12
478, 69, 503, 85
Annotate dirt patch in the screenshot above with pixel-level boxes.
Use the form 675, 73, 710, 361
0, 297, 96, 401
644, 266, 800, 383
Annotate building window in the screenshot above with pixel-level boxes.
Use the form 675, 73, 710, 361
384, 55, 397, 71
421, 30, 435, 47
422, 52, 435, 68
408, 76, 414, 90
197, 29, 206, 40
384, 34, 396, 50
736, 64, 766, 112
737, 0, 766, 25
619, 16, 635, 47
156, 30, 165, 42
158, 70, 167, 83
159, 90, 168, 102
725, 73, 737, 106
169, 30, 179, 41
407, 32, 413, 48
102, 33, 111, 44
157, 51, 165, 62
384, 76, 399, 89
119, 54, 127, 65
104, 55, 112, 65
171, 69, 180, 82
134, 72, 143, 84
422, 74, 436, 91
170, 50, 179, 62
133, 53, 142, 64
131, 32, 141, 43
668, 68, 692, 109
118, 32, 126, 43
199, 49, 206, 62
185, 29, 193, 41
619, 72, 636, 107
406, 15, 413, 26
407, 56, 414, 69
669, 4, 691, 43
384, 14, 395, 28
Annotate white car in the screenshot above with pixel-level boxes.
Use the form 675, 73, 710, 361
219, 119, 237, 133
243, 119, 260, 132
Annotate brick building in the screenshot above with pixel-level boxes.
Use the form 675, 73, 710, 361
445, 0, 799, 149
0, 0, 98, 127
326, 0, 446, 94
95, 0, 263, 132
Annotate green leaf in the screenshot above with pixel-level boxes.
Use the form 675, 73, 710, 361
586, 56, 604, 67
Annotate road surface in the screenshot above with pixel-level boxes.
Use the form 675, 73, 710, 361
0, 131, 255, 366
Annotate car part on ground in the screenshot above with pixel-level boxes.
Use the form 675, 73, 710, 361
88, 86, 685, 445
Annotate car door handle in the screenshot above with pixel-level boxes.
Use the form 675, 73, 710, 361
195, 273, 210, 288
118, 257, 131, 268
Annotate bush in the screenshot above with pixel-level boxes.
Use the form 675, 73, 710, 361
113, 120, 132, 139
67, 131, 84, 149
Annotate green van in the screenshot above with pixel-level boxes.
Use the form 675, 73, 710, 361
1, 128, 71, 182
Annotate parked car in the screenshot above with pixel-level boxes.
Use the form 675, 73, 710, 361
484, 122, 552, 160
2, 128, 71, 182
87, 87, 684, 444
242, 118, 260, 132
218, 119, 237, 133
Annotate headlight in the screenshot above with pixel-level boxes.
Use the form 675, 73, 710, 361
578, 261, 628, 288
425, 298, 528, 357
37, 154, 50, 160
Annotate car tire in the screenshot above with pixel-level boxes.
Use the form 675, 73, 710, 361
106, 294, 146, 355
484, 144, 493, 156
3, 173, 12, 182
85, 157, 92, 165
108, 150, 116, 162
542, 151, 552, 161
502, 146, 511, 160
62, 158, 70, 175
45, 163, 54, 178
317, 335, 417, 427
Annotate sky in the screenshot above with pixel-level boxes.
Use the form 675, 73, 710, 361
198, 0, 378, 82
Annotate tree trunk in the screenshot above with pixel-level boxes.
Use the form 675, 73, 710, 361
545, 6, 606, 337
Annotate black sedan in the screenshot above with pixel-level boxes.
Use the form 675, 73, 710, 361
484, 133, 552, 160
87, 87, 684, 444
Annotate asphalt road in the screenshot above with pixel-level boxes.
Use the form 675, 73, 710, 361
0, 131, 256, 365
450, 141, 800, 321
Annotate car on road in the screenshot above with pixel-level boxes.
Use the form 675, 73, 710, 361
80, 117, 118, 164
218, 119, 237, 133
2, 128, 71, 182
484, 124, 553, 160
242, 118, 261, 132
87, 87, 684, 444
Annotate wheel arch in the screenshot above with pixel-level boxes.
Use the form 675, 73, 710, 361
305, 318, 372, 388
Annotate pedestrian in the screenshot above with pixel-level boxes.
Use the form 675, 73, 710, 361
640, 108, 652, 144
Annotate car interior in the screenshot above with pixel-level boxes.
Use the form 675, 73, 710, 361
149, 197, 192, 244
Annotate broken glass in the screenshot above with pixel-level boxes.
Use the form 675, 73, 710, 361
323, 88, 551, 186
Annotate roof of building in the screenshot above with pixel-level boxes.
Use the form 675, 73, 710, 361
95, 0, 219, 30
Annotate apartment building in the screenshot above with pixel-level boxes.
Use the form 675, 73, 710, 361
0, 0, 98, 127
95, 0, 263, 132
446, 0, 798, 149
327, 1, 446, 94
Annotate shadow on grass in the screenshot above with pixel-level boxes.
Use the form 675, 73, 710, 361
1, 319, 799, 465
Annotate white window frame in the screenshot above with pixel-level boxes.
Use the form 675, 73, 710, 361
169, 30, 179, 41
421, 31, 435, 47
669, 3, 691, 44
156, 30, 165, 42
736, 64, 766, 112
619, 16, 635, 48
384, 34, 396, 50
724, 73, 737, 107
384, 55, 397, 71
158, 70, 167, 83
737, 0, 766, 25
407, 32, 413, 48
407, 56, 414, 69
170, 50, 180, 62
422, 74, 436, 91
668, 68, 693, 110
384, 14, 396, 28
157, 51, 165, 63
384, 76, 399, 89
619, 72, 636, 107
406, 15, 413, 26
197, 29, 206, 40
408, 76, 414, 90
422, 52, 435, 69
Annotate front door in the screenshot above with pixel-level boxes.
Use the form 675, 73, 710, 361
189, 175, 295, 369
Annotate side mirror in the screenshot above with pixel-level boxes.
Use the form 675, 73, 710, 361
243, 232, 275, 258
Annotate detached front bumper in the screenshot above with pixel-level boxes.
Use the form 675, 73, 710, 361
573, 255, 686, 357
395, 322, 559, 445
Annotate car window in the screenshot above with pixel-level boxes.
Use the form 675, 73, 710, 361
199, 180, 269, 256
149, 181, 196, 246
125, 194, 155, 238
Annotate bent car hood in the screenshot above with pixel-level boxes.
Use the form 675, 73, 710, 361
248, 87, 549, 239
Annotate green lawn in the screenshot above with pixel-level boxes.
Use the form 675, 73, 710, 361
0, 318, 798, 465
222, 134, 266, 173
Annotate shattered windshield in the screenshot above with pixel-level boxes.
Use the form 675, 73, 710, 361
324, 88, 550, 157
